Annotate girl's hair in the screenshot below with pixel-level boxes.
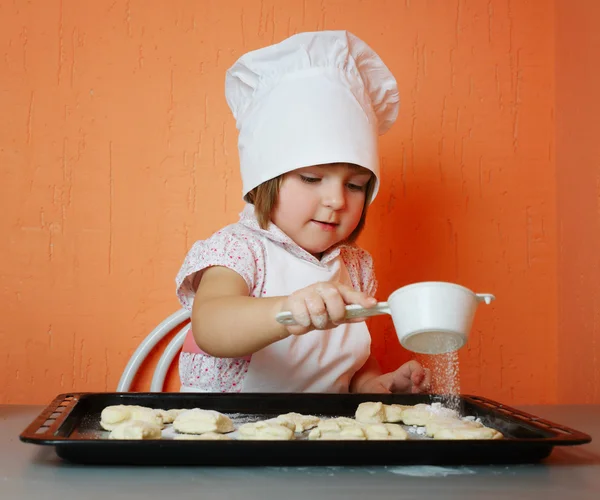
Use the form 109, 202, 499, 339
244, 167, 376, 243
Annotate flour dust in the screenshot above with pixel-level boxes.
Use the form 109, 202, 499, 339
423, 351, 461, 411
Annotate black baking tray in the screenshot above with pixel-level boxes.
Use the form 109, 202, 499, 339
20, 392, 591, 466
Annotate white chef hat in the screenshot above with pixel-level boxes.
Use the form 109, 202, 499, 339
225, 30, 400, 201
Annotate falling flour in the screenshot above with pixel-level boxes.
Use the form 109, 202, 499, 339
428, 351, 461, 411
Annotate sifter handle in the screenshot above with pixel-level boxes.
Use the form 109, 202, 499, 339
275, 302, 391, 326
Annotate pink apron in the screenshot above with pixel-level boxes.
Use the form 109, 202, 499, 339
240, 238, 371, 392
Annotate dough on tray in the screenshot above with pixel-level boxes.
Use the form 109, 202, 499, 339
237, 421, 294, 440
108, 420, 162, 440
172, 409, 234, 435
355, 402, 407, 424
274, 412, 320, 432
355, 402, 386, 424
155, 408, 187, 424
308, 425, 366, 441
350, 401, 502, 441
412, 411, 503, 440
100, 405, 164, 431
260, 417, 296, 431
362, 423, 408, 440
384, 404, 407, 423
400, 403, 459, 426
433, 425, 503, 440
309, 417, 407, 441
100, 405, 132, 430
173, 432, 233, 441
327, 417, 360, 428
424, 418, 483, 437
315, 418, 360, 433
307, 418, 366, 440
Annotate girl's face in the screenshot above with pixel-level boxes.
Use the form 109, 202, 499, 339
271, 163, 372, 256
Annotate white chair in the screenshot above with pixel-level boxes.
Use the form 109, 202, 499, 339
117, 309, 191, 392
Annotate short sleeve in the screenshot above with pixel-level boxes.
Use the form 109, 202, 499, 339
175, 225, 266, 311
341, 247, 378, 297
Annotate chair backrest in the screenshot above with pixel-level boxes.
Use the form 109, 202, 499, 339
117, 309, 191, 392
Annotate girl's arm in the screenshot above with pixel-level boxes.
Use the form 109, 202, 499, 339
191, 265, 377, 358
191, 266, 290, 358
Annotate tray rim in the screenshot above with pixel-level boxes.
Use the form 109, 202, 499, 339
19, 391, 592, 447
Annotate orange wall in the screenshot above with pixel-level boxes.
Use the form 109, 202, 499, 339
0, 0, 564, 404
556, 0, 600, 404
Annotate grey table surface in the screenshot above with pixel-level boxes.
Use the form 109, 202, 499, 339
2, 404, 599, 500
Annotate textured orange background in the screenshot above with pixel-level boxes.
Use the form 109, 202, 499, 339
556, 0, 600, 404
1, 0, 598, 405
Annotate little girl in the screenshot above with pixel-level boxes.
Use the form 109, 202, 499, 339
176, 30, 430, 394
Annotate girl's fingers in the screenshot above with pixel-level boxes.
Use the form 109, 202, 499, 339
421, 368, 432, 391
305, 294, 328, 329
289, 298, 311, 328
285, 282, 378, 332
336, 284, 377, 308
410, 365, 425, 385
318, 287, 347, 324
409, 366, 431, 393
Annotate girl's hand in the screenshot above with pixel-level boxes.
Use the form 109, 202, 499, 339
357, 360, 431, 394
280, 282, 377, 336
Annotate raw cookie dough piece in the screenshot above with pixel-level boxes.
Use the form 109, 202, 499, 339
173, 409, 234, 435
101, 405, 134, 430
384, 404, 407, 423
261, 418, 296, 431
237, 421, 294, 440
425, 418, 483, 438
129, 407, 164, 428
316, 418, 361, 433
355, 402, 407, 424
155, 409, 187, 424
401, 403, 459, 426
308, 425, 366, 441
355, 402, 386, 424
362, 423, 408, 441
173, 409, 233, 434
100, 405, 163, 431
109, 420, 162, 440
308, 418, 366, 440
174, 432, 233, 441
327, 417, 360, 428
433, 426, 503, 440
274, 412, 320, 432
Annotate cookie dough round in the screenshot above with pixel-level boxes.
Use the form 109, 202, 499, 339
315, 418, 361, 434
237, 421, 294, 440
425, 418, 483, 437
274, 412, 320, 432
362, 423, 408, 440
155, 409, 187, 424
327, 417, 359, 428
355, 402, 386, 424
401, 403, 459, 426
109, 420, 162, 440
130, 408, 164, 428
173, 409, 234, 435
355, 402, 407, 424
101, 405, 134, 430
384, 404, 407, 423
308, 425, 366, 441
174, 432, 233, 440
100, 405, 163, 431
433, 425, 503, 440
260, 417, 296, 431
308, 418, 366, 440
